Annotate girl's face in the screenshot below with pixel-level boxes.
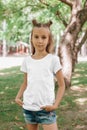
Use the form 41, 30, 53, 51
31, 27, 50, 53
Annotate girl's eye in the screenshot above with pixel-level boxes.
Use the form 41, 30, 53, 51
34, 35, 39, 39
42, 36, 46, 39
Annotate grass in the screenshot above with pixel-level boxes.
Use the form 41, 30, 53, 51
0, 62, 87, 130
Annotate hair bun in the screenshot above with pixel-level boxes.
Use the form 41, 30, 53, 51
46, 21, 52, 27
32, 19, 52, 27
32, 19, 38, 26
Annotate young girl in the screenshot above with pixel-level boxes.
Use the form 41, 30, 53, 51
15, 19, 65, 130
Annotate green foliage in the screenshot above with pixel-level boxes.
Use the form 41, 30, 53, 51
0, 0, 86, 47
82, 0, 87, 7
0, 0, 87, 47
0, 0, 71, 45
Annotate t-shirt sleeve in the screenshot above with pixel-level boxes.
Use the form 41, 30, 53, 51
20, 58, 27, 73
53, 55, 62, 74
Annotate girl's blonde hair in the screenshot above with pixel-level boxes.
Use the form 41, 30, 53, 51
31, 19, 54, 55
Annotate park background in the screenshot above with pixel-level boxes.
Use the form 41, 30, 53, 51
0, 0, 87, 130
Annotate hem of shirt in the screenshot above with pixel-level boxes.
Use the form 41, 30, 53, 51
22, 106, 42, 111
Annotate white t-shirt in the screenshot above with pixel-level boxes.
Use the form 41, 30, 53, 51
21, 54, 62, 111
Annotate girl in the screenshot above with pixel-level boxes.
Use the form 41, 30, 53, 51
15, 19, 65, 130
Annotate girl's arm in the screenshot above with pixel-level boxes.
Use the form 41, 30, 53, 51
15, 73, 27, 106
53, 70, 65, 108
41, 70, 65, 111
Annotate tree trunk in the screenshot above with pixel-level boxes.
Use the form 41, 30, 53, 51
58, 0, 87, 87
2, 19, 7, 57
2, 39, 7, 56
58, 44, 72, 87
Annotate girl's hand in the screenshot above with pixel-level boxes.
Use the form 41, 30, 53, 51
41, 105, 57, 112
15, 98, 23, 107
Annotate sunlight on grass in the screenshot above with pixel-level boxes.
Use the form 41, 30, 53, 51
75, 125, 86, 129
0, 70, 21, 76
71, 86, 87, 92
0, 67, 21, 76
72, 62, 87, 86
72, 80, 80, 84
0, 91, 4, 94
75, 97, 87, 105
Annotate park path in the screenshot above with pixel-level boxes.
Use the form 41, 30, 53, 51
0, 56, 25, 70
0, 56, 87, 70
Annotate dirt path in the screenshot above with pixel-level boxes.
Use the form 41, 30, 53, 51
0, 56, 87, 70
0, 57, 24, 69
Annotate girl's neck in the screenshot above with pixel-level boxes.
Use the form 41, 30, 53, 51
32, 51, 49, 59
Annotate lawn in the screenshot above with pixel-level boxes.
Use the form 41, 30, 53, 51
0, 62, 87, 130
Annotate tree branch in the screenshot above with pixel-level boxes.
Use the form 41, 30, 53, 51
39, 0, 49, 6
56, 11, 68, 27
59, 0, 73, 7
73, 0, 82, 9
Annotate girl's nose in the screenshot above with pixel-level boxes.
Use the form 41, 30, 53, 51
38, 38, 42, 43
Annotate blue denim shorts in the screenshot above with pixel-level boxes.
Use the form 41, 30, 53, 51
23, 109, 56, 124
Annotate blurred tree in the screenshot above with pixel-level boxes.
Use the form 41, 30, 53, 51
0, 0, 87, 87
57, 0, 87, 87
